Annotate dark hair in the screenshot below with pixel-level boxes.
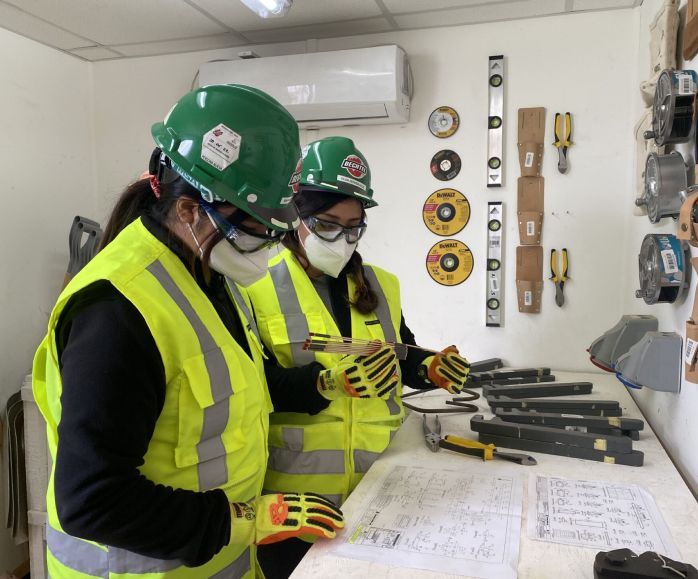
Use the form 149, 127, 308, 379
99, 171, 223, 280
285, 188, 378, 314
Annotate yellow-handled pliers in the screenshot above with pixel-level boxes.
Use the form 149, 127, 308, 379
553, 112, 573, 174
422, 415, 537, 465
550, 248, 569, 307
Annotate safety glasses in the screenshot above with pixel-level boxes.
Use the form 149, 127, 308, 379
202, 204, 284, 254
304, 216, 367, 243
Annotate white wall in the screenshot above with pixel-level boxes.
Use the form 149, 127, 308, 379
0, 28, 94, 571
91, 9, 638, 373
622, 0, 698, 493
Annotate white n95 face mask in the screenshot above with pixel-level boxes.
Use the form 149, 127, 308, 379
209, 240, 270, 287
302, 224, 357, 278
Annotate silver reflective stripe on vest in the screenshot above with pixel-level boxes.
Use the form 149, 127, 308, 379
267, 427, 345, 474
386, 396, 401, 416
47, 525, 181, 576
364, 267, 403, 417
146, 260, 231, 490
226, 280, 262, 343
210, 547, 251, 579
353, 449, 381, 474
47, 526, 108, 577
268, 259, 316, 366
110, 548, 182, 574
363, 266, 396, 343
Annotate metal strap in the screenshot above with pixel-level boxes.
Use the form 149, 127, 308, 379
268, 259, 316, 365
146, 260, 230, 490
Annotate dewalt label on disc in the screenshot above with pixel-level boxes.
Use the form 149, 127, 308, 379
426, 239, 474, 286
422, 189, 470, 236
428, 106, 460, 138
430, 149, 461, 181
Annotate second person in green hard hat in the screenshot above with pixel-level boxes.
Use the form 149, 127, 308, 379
32, 85, 344, 579
246, 136, 472, 578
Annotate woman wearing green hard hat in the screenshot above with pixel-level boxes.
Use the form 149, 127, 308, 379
246, 136, 471, 577
31, 85, 343, 579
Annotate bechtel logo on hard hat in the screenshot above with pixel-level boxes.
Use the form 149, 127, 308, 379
289, 157, 302, 193
341, 155, 367, 179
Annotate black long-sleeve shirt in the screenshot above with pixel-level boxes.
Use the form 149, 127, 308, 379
54, 217, 429, 566
53, 217, 321, 566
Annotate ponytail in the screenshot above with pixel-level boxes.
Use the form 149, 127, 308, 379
345, 250, 379, 315
99, 179, 158, 249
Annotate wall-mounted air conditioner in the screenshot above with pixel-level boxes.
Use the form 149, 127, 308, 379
198, 45, 411, 129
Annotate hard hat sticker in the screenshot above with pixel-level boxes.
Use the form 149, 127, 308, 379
201, 123, 241, 171
341, 155, 367, 179
337, 174, 367, 191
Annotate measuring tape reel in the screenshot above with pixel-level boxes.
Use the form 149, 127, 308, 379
636, 151, 688, 223
635, 233, 688, 304
643, 69, 698, 146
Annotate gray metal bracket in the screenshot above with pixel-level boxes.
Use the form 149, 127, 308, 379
588, 315, 658, 371
615, 331, 682, 393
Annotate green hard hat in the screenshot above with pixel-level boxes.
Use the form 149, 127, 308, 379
300, 136, 377, 208
151, 84, 301, 231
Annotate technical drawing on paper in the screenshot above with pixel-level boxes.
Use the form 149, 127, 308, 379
529, 476, 680, 558
332, 465, 523, 578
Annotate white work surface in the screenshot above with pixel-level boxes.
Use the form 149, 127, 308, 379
290, 371, 698, 579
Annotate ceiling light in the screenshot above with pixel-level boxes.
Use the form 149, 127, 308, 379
240, 0, 293, 18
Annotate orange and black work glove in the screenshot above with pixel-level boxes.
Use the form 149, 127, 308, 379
231, 493, 345, 545
317, 346, 399, 400
421, 346, 470, 394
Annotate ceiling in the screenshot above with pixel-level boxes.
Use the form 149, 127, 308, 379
0, 0, 642, 61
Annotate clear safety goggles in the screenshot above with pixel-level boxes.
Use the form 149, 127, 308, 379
304, 216, 367, 243
202, 204, 284, 254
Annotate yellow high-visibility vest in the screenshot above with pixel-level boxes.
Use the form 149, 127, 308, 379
246, 249, 403, 506
32, 218, 270, 578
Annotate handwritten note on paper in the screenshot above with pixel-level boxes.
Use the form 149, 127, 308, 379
529, 475, 680, 559
332, 464, 523, 579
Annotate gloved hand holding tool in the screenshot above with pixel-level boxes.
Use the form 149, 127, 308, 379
420, 346, 471, 394
423, 414, 537, 465
317, 345, 399, 400
231, 492, 345, 545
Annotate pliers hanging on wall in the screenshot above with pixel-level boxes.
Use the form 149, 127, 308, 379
422, 414, 537, 465
553, 112, 573, 174
550, 248, 569, 307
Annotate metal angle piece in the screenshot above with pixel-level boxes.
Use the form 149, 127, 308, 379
477, 433, 644, 466
615, 331, 682, 393
587, 315, 659, 372
487, 55, 504, 187
470, 415, 634, 454
486, 201, 504, 327
486, 396, 622, 415
493, 409, 644, 433
482, 381, 593, 399
469, 358, 504, 372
